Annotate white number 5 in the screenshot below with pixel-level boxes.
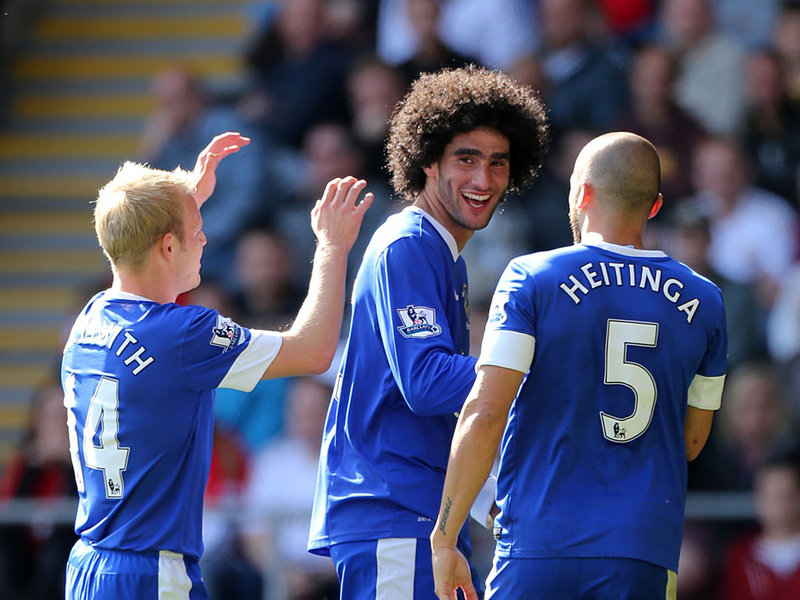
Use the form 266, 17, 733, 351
600, 319, 658, 443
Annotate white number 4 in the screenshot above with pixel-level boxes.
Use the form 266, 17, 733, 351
600, 319, 658, 444
64, 375, 130, 498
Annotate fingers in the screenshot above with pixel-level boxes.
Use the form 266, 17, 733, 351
202, 132, 251, 160
319, 176, 370, 209
463, 583, 479, 600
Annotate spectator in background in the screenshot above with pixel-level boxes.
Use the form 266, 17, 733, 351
689, 362, 794, 492
677, 520, 722, 600
767, 257, 800, 414
243, 0, 353, 148
774, 1, 800, 103
0, 378, 77, 600
376, 0, 536, 70
138, 67, 265, 290
345, 57, 408, 182
687, 136, 798, 309
242, 377, 339, 600
660, 0, 746, 137
233, 224, 304, 332
201, 425, 262, 600
669, 205, 768, 372
518, 127, 593, 253
396, 0, 475, 85
742, 49, 800, 203
274, 122, 395, 289
615, 44, 707, 207
535, 0, 629, 141
720, 438, 800, 600
593, 0, 658, 47
709, 0, 781, 50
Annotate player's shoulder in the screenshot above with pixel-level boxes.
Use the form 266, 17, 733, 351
506, 245, 585, 275
370, 208, 449, 259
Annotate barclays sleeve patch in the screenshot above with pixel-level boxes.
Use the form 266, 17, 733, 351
396, 305, 442, 339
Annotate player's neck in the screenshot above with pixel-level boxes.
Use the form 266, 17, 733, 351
111, 269, 178, 304
581, 229, 645, 249
413, 191, 474, 252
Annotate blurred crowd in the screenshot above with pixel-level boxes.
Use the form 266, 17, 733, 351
4, 0, 800, 598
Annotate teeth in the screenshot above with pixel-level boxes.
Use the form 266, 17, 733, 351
463, 192, 490, 201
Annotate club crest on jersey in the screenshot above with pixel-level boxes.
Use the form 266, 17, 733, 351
210, 315, 241, 352
397, 305, 442, 339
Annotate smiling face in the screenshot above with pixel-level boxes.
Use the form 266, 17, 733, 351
417, 127, 511, 248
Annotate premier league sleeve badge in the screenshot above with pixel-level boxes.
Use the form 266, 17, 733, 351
396, 305, 442, 338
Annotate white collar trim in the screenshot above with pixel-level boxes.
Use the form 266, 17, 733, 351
585, 240, 667, 258
405, 206, 460, 262
102, 289, 158, 303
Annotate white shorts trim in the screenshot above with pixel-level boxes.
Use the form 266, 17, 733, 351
376, 538, 416, 600
158, 550, 192, 600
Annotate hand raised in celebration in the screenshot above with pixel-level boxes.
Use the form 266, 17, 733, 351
312, 176, 374, 255
191, 132, 251, 207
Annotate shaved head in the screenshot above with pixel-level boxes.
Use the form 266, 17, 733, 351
573, 132, 661, 217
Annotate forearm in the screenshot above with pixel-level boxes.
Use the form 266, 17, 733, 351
434, 409, 502, 546
263, 242, 348, 379
432, 367, 518, 548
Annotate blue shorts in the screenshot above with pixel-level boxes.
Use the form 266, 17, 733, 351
329, 537, 482, 600
485, 556, 677, 600
65, 539, 208, 600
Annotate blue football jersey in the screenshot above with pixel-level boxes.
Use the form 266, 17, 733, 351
61, 290, 281, 559
478, 242, 728, 571
309, 207, 477, 554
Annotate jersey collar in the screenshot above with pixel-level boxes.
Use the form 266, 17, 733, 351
102, 289, 158, 303
585, 240, 667, 258
405, 206, 460, 262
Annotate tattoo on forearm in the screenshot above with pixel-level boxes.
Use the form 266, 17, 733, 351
439, 497, 452, 535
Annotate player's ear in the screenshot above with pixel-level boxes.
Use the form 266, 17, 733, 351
160, 232, 176, 261
648, 193, 663, 220
422, 162, 439, 180
577, 183, 593, 210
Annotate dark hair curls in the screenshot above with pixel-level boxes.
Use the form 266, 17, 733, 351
386, 65, 549, 200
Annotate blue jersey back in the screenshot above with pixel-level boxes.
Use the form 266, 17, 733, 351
61, 290, 278, 559
309, 208, 477, 554
483, 242, 727, 571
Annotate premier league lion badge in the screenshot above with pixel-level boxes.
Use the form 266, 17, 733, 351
396, 305, 442, 338
210, 315, 241, 352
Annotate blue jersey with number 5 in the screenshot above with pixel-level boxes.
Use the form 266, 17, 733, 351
61, 290, 281, 559
478, 242, 727, 571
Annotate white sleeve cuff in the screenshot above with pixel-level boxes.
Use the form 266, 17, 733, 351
218, 330, 283, 392
687, 373, 726, 410
470, 475, 497, 529
476, 329, 535, 374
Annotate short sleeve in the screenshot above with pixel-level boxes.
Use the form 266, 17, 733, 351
181, 307, 282, 393
477, 259, 537, 374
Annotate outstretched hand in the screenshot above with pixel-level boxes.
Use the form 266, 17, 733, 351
432, 545, 479, 600
191, 132, 251, 207
312, 176, 374, 254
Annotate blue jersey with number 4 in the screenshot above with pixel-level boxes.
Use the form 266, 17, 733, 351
61, 290, 281, 559
478, 242, 727, 571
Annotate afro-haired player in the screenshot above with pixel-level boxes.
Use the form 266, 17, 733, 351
308, 66, 549, 599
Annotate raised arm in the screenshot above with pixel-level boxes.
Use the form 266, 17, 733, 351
263, 177, 373, 379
